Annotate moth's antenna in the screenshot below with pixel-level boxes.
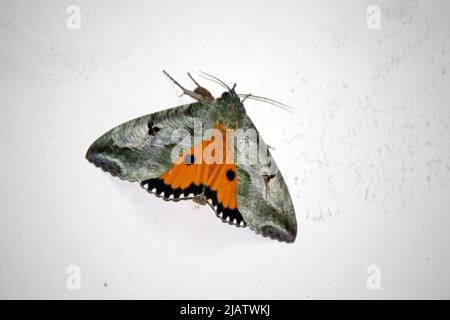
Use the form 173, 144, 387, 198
198, 71, 230, 91
201, 77, 228, 91
244, 94, 294, 110
241, 93, 251, 103
238, 93, 294, 113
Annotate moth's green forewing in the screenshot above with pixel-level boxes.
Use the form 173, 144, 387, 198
86, 92, 297, 242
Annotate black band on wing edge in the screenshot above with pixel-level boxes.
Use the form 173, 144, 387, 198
141, 178, 246, 226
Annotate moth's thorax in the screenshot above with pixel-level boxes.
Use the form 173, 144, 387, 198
210, 95, 246, 129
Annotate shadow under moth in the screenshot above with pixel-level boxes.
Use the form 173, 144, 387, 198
86, 71, 297, 243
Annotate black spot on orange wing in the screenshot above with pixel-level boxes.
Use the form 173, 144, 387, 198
225, 169, 235, 182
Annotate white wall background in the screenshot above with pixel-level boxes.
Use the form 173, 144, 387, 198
1, 0, 449, 299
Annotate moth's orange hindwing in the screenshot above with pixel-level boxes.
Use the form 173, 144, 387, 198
141, 126, 246, 226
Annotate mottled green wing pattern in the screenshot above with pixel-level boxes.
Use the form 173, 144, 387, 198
235, 115, 297, 243
86, 101, 213, 182
86, 91, 297, 243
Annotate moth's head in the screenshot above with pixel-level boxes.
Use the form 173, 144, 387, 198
218, 83, 241, 104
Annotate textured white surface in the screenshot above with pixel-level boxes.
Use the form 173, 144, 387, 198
1, 0, 449, 299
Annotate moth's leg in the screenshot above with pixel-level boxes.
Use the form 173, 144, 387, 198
193, 194, 208, 206
187, 72, 215, 101
163, 70, 205, 102
187, 72, 201, 88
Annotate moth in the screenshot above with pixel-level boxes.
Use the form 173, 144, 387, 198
86, 71, 297, 242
